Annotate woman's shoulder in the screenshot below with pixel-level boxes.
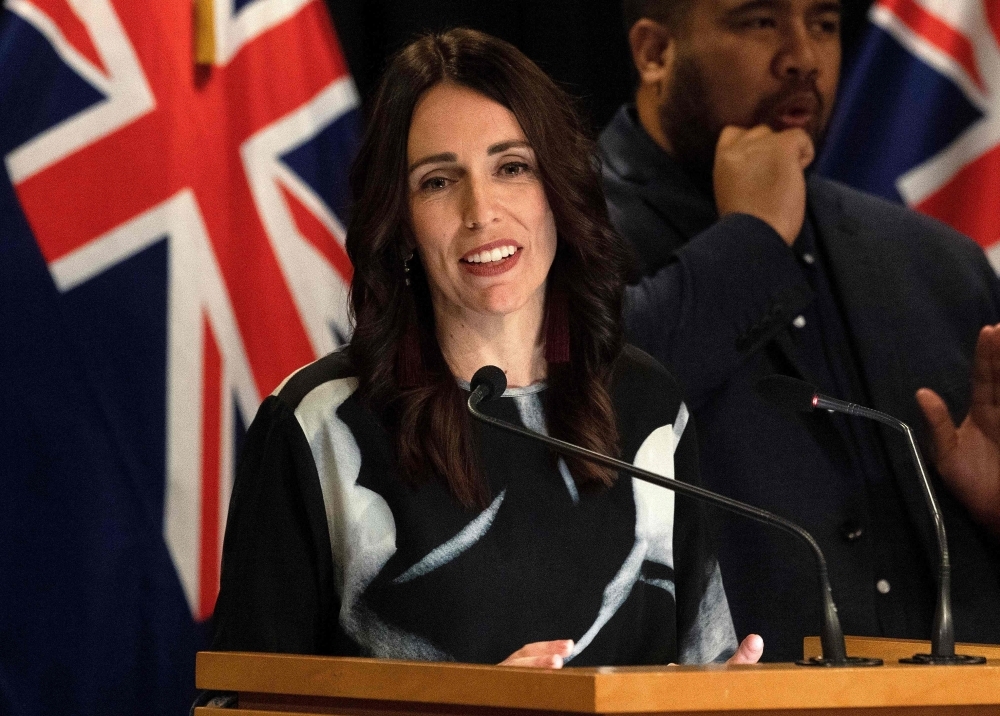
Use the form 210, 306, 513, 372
611, 345, 689, 453
613, 344, 683, 399
270, 348, 359, 414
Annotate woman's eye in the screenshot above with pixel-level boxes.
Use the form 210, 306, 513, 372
421, 176, 449, 191
500, 162, 531, 177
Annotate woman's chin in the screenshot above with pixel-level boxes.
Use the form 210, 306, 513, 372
468, 301, 525, 319
465, 288, 541, 320
435, 280, 522, 313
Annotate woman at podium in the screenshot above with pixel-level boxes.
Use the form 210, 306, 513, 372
212, 28, 761, 668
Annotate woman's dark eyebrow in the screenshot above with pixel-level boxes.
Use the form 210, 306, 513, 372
408, 152, 457, 173
488, 140, 531, 155
409, 141, 531, 173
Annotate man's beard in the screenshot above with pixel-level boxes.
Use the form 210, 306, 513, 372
658, 54, 828, 193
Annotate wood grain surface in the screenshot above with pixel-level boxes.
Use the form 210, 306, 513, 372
196, 649, 1000, 715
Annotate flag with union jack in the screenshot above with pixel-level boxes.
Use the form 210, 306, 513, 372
0, 0, 357, 712
818, 0, 1000, 270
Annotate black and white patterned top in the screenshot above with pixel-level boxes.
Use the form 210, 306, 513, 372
213, 345, 737, 665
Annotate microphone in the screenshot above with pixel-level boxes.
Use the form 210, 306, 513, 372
755, 374, 987, 665
468, 366, 882, 667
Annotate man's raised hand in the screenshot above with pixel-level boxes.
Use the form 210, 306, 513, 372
917, 323, 1000, 537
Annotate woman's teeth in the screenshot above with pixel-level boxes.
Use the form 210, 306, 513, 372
467, 245, 518, 263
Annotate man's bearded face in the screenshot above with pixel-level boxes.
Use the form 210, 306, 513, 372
655, 0, 841, 183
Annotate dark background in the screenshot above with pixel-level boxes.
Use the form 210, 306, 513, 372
324, 0, 876, 132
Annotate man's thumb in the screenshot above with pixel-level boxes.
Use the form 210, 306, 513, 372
916, 388, 957, 457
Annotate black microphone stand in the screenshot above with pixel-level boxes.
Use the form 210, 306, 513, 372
468, 367, 882, 667
806, 391, 986, 665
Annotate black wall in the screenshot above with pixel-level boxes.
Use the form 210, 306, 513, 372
325, 0, 875, 133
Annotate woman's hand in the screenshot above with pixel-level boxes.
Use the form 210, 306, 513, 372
498, 634, 761, 668
500, 639, 575, 668
726, 633, 764, 665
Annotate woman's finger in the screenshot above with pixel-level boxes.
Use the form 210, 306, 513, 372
726, 633, 764, 665
505, 639, 574, 659
500, 639, 574, 665
500, 654, 565, 668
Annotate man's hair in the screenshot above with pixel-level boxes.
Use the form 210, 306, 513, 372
622, 0, 694, 33
347, 28, 630, 508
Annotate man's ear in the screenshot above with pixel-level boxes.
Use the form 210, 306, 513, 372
628, 18, 676, 87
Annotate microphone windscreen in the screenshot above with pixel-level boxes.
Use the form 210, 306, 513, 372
471, 365, 507, 402
755, 374, 818, 413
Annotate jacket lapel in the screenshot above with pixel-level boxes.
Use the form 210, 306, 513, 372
771, 330, 825, 390
808, 177, 940, 557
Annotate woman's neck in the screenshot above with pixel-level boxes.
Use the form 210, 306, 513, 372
433, 293, 547, 389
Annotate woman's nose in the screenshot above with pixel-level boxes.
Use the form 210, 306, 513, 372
462, 176, 498, 229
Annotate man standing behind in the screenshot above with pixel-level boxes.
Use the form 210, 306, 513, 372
600, 0, 1000, 661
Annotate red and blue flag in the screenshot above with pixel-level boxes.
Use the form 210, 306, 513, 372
0, 0, 357, 712
819, 0, 1000, 269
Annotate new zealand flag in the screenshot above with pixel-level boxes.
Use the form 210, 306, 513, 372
0, 0, 358, 713
819, 0, 1000, 270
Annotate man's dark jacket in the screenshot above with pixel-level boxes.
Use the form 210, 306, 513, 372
600, 105, 1000, 662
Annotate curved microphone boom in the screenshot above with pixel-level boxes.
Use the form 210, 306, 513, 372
468, 366, 882, 667
755, 374, 986, 665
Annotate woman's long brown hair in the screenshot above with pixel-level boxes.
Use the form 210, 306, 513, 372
346, 28, 631, 509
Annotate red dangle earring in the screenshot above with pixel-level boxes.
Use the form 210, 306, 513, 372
543, 288, 570, 364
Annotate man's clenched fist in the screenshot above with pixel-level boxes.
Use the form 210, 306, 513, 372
713, 125, 814, 246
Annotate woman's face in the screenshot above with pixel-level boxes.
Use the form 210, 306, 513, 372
406, 83, 558, 322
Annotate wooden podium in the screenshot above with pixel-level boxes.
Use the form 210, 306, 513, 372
195, 638, 1000, 716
